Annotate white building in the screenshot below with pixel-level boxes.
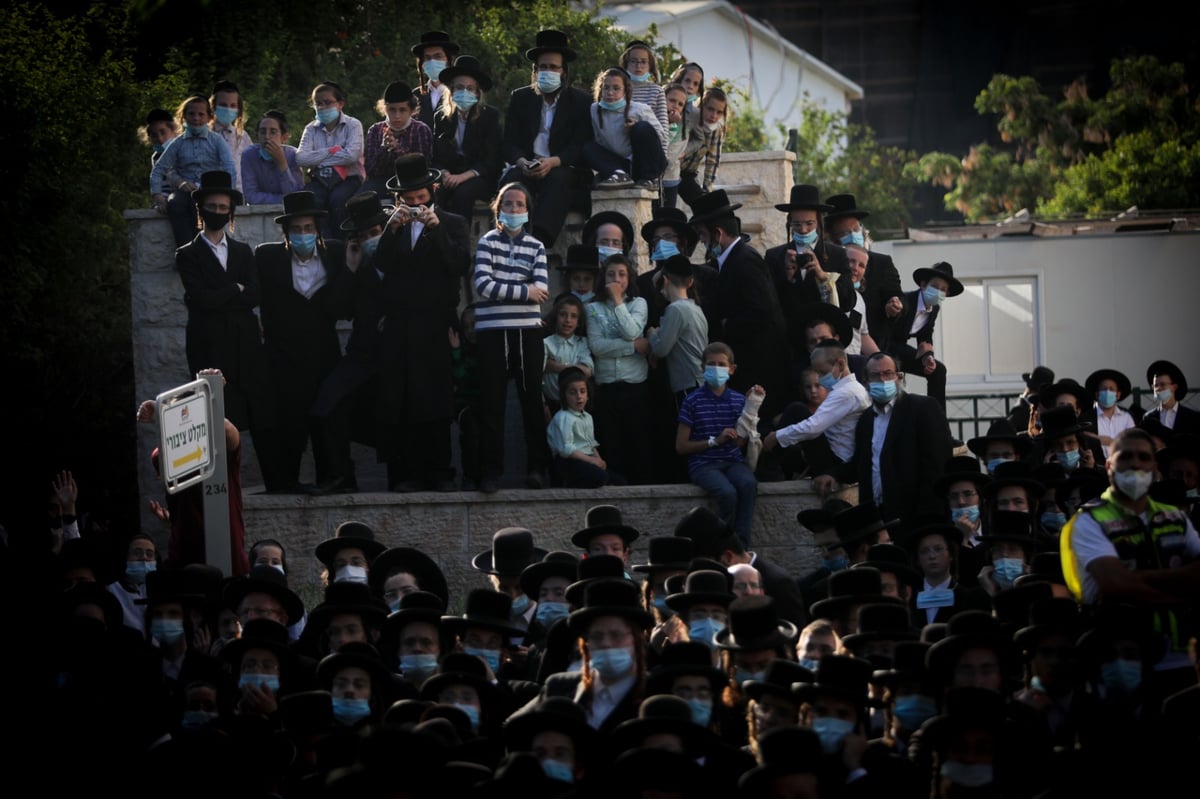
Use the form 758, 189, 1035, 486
602, 1, 863, 142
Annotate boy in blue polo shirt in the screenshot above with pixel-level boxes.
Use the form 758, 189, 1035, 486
676, 342, 764, 546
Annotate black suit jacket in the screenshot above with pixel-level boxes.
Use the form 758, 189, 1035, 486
887, 290, 940, 361
863, 251, 902, 352
540, 671, 642, 735
753, 553, 807, 627
431, 104, 502, 187
502, 85, 593, 169
1145, 404, 1200, 437
848, 392, 952, 529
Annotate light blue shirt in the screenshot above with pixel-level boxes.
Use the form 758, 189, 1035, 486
543, 334, 594, 401
149, 127, 235, 196
587, 297, 648, 385
547, 408, 598, 458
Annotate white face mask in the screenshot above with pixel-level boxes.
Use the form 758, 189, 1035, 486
1113, 469, 1154, 501
335, 564, 368, 584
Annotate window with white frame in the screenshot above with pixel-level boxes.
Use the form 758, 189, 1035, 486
939, 277, 1038, 384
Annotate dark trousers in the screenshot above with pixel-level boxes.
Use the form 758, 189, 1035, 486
310, 359, 381, 489
581, 122, 668, 182
498, 164, 577, 247
677, 171, 705, 210
166, 189, 199, 247
304, 176, 363, 239
555, 456, 627, 488
380, 418, 453, 487
477, 327, 549, 479
457, 405, 484, 483
894, 345, 947, 409
593, 380, 653, 485
436, 175, 495, 219
771, 401, 842, 478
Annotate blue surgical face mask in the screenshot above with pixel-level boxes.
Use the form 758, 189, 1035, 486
818, 371, 839, 390
992, 557, 1024, 589
152, 143, 167, 154
688, 698, 713, 727
511, 593, 531, 615
1097, 390, 1118, 409
735, 668, 766, 685
181, 709, 218, 730
1041, 511, 1067, 532
687, 93, 700, 106
239, 673, 281, 692
940, 761, 994, 788
951, 505, 981, 525
360, 234, 382, 262
541, 758, 574, 784
186, 123, 208, 137
985, 457, 1012, 475
399, 653, 438, 683
652, 595, 672, 615
571, 290, 594, 303
840, 230, 865, 247
922, 285, 945, 306
536, 71, 562, 93
812, 716, 855, 753
892, 694, 938, 731
259, 145, 275, 161
332, 697, 371, 725
869, 380, 898, 404
709, 240, 724, 258
599, 99, 627, 112
852, 280, 861, 290
798, 657, 820, 671
1056, 449, 1081, 471
535, 601, 570, 627
151, 618, 186, 645
589, 646, 635, 680
498, 212, 528, 232
125, 560, 155, 584
214, 106, 239, 126
651, 240, 680, 261
822, 554, 849, 573
316, 107, 340, 127
687, 618, 724, 648
1155, 388, 1174, 405
597, 245, 621, 260
629, 71, 651, 83
793, 230, 818, 249
704, 365, 730, 389
454, 702, 481, 731
423, 59, 446, 81
464, 646, 502, 672
1101, 658, 1142, 695
289, 233, 318, 256
452, 89, 478, 110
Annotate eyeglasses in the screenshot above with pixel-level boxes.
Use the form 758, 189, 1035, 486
536, 62, 564, 73
626, 58, 651, 66
586, 629, 634, 648
650, 233, 679, 244
867, 370, 899, 381
947, 490, 979, 502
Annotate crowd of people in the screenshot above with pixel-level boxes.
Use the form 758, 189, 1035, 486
38, 23, 1193, 797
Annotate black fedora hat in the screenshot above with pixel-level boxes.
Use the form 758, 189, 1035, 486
1146, 359, 1188, 397
612, 695, 718, 756
742, 658, 814, 702
1022, 365, 1056, 391
990, 581, 1053, 636
918, 686, 1007, 749
1033, 404, 1090, 441
135, 567, 206, 607
871, 640, 932, 688
340, 191, 391, 232
841, 603, 918, 651
1039, 379, 1091, 413
797, 302, 853, 348
519, 551, 580, 600
386, 153, 442, 193
933, 454, 992, 496
664, 570, 735, 614
381, 590, 446, 636
687, 188, 743, 226
981, 460, 1045, 501
316, 641, 392, 691
410, 30, 460, 58
809, 567, 903, 621
315, 520, 387, 570
925, 610, 1012, 681
832, 502, 899, 547
220, 617, 294, 667
193, 170, 243, 206
419, 652, 494, 700
1076, 603, 1166, 667
221, 564, 305, 624
774, 183, 833, 213
571, 504, 640, 549
966, 418, 1032, 461
1013, 552, 1066, 589
568, 578, 654, 634
661, 254, 694, 279
525, 29, 578, 62
443, 589, 525, 638
1012, 597, 1088, 651
713, 595, 798, 651
1157, 434, 1200, 476
852, 543, 922, 591
437, 55, 493, 92
797, 498, 853, 532
564, 554, 628, 606
978, 509, 1037, 547
823, 193, 870, 223
503, 696, 597, 753
274, 190, 328, 224
645, 640, 726, 696
640, 206, 699, 253
1085, 368, 1132, 399
369, 547, 449, 607
558, 244, 600, 273
912, 261, 963, 297
737, 727, 824, 796
306, 581, 389, 633
60, 581, 124, 629
581, 210, 635, 254
471, 527, 547, 576
792, 654, 874, 706
631, 536, 693, 574
903, 521, 961, 555
673, 506, 732, 559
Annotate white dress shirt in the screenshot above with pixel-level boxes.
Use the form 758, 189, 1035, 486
871, 397, 897, 505
291, 251, 326, 299
584, 672, 635, 729
201, 231, 229, 270
775, 372, 869, 462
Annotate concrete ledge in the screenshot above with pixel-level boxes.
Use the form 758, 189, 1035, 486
244, 480, 852, 611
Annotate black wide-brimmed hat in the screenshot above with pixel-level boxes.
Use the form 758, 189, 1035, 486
315, 520, 387, 570
664, 570, 735, 614
925, 610, 1012, 681
966, 418, 1032, 460
316, 641, 392, 691
631, 536, 693, 574
792, 654, 874, 706
918, 686, 1007, 749
687, 189, 743, 226
871, 640, 933, 688
978, 509, 1038, 548
981, 460, 1045, 501
912, 261, 963, 297
1039, 379, 1091, 413
640, 206, 699, 252
832, 502, 899, 547
570, 504, 640, 549
672, 506, 732, 559
193, 170, 243, 206
437, 55, 493, 92
797, 302, 853, 348
1033, 404, 1090, 441
737, 727, 824, 796
852, 544, 922, 591
1013, 597, 1088, 651
443, 589, 525, 638
564, 554, 628, 606
581, 210, 635, 254
774, 183, 833, 213
823, 193, 870, 223
841, 603, 919, 651
661, 254, 693, 279
525, 29, 578, 62
809, 567, 903, 621
1157, 434, 1200, 475
135, 567, 206, 607
558, 244, 600, 273
645, 640, 726, 696
1146, 359, 1188, 397
797, 498, 853, 532
713, 595, 798, 651
519, 551, 580, 600
274, 190, 328, 224
381, 590, 446, 635
471, 527, 547, 576
369, 547, 449, 607
742, 658, 814, 702
386, 153, 442, 193
933, 454, 992, 496
220, 617, 294, 668
340, 191, 391, 232
612, 695, 718, 756
410, 31, 460, 58
221, 564, 305, 624
1022, 365, 1056, 391
503, 696, 597, 753
1075, 603, 1166, 667
903, 521, 961, 554
1085, 368, 1132, 399
419, 652, 495, 700
568, 578, 654, 634
306, 581, 389, 633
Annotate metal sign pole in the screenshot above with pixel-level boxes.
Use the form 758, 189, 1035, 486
201, 372, 232, 576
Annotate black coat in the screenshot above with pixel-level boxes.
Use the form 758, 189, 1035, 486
1145, 404, 1200, 437
431, 104, 502, 187
753, 553, 807, 627
863, 251, 902, 352
541, 671, 642, 735
175, 232, 269, 430
372, 209, 471, 425
886, 290, 939, 361
502, 85, 593, 169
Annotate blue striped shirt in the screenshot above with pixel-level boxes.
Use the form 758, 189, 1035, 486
473, 228, 549, 330
149, 128, 235, 196
678, 385, 747, 473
